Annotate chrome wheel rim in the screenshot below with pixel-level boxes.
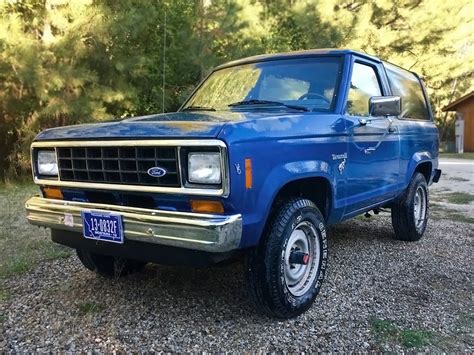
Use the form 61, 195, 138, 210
283, 221, 320, 297
413, 186, 427, 231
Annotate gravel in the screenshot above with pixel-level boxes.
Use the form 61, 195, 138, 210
1, 214, 472, 352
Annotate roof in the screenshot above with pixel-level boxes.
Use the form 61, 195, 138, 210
442, 91, 474, 111
215, 48, 381, 70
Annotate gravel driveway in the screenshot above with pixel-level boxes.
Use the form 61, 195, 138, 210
1, 213, 472, 352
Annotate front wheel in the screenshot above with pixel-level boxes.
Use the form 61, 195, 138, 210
391, 172, 429, 241
246, 198, 328, 319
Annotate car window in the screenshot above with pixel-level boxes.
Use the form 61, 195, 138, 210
258, 75, 310, 101
347, 62, 382, 116
385, 62, 430, 120
183, 57, 342, 112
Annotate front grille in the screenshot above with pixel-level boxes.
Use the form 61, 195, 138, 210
57, 146, 180, 187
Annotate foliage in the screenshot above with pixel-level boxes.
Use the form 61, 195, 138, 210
0, 0, 472, 181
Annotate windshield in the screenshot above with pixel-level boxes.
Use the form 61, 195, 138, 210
182, 56, 342, 112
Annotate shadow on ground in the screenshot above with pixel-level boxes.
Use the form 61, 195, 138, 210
1, 215, 472, 352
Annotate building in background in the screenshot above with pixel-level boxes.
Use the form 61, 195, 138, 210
443, 91, 474, 153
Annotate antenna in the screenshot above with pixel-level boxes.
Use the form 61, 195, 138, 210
162, 9, 166, 113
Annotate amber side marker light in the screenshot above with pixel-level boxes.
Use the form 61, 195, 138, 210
245, 158, 252, 189
190, 200, 224, 214
43, 187, 63, 200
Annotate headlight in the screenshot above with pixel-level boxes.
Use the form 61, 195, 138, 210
188, 152, 221, 184
37, 150, 58, 176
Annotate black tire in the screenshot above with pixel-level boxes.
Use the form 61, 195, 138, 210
76, 249, 147, 278
245, 198, 328, 319
391, 172, 429, 241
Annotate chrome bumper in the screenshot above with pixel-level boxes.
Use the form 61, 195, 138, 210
25, 197, 242, 253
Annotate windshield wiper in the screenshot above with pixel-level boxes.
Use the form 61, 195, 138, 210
182, 105, 216, 112
228, 99, 309, 112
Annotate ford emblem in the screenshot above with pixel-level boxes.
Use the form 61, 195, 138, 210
147, 167, 167, 178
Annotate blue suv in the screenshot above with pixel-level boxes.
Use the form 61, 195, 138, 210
26, 49, 441, 318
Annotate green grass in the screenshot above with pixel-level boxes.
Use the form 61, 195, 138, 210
0, 315, 6, 323
0, 258, 33, 278
371, 318, 433, 348
448, 177, 470, 182
444, 192, 474, 205
0, 289, 11, 302
461, 312, 474, 323
400, 329, 433, 347
445, 212, 474, 224
0, 182, 73, 279
77, 301, 105, 315
43, 245, 73, 261
354, 214, 372, 222
372, 318, 398, 337
440, 152, 474, 160
430, 202, 474, 224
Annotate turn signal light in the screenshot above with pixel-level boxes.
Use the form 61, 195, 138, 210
43, 187, 63, 200
190, 200, 224, 214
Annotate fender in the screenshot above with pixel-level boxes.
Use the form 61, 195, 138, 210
237, 159, 337, 248
405, 151, 434, 185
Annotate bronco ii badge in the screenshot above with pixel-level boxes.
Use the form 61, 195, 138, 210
332, 153, 347, 175
147, 166, 167, 178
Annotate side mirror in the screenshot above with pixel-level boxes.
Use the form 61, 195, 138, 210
369, 96, 401, 117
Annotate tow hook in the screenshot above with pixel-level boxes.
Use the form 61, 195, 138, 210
289, 251, 309, 265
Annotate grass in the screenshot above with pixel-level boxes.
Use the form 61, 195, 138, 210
77, 301, 105, 315
0, 315, 6, 323
445, 212, 474, 224
371, 318, 433, 348
0, 258, 33, 278
444, 192, 474, 205
0, 289, 11, 302
430, 202, 474, 224
0, 182, 73, 279
448, 177, 470, 182
461, 312, 474, 323
440, 152, 474, 160
354, 214, 372, 222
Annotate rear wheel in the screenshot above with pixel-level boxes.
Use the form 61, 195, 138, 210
246, 198, 328, 319
391, 172, 429, 241
76, 249, 147, 278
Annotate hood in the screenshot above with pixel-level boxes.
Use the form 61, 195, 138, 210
34, 111, 249, 141
34, 110, 331, 142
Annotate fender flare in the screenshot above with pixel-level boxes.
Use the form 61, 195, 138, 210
251, 159, 336, 240
405, 151, 434, 184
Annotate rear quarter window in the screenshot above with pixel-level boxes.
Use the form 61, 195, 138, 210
384, 63, 430, 120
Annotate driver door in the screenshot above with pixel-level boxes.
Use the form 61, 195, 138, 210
343, 61, 400, 215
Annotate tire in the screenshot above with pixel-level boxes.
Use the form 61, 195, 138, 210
391, 172, 429, 241
76, 249, 147, 278
245, 198, 328, 319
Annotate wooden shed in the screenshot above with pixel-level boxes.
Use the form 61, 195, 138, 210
443, 91, 474, 152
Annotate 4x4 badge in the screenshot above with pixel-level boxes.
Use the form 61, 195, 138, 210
234, 163, 242, 175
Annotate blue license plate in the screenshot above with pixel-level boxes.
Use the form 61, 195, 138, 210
81, 211, 124, 244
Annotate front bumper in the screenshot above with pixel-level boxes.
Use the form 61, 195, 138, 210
25, 196, 242, 253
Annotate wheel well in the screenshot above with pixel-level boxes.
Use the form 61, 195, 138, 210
270, 177, 331, 220
414, 161, 432, 183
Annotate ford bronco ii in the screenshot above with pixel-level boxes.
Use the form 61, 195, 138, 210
26, 49, 441, 318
